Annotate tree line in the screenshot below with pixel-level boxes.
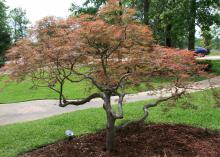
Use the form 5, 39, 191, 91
70, 0, 220, 50
0, 0, 29, 65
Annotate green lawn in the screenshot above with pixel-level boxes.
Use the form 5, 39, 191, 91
0, 76, 97, 104
0, 88, 220, 157
0, 60, 219, 104
208, 50, 220, 56
211, 60, 220, 75
0, 75, 173, 104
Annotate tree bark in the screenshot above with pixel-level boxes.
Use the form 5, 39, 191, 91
103, 92, 116, 152
188, 0, 196, 50
166, 23, 172, 47
143, 0, 150, 25
106, 112, 116, 151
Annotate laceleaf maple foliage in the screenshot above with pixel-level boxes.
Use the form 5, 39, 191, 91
7, 0, 204, 151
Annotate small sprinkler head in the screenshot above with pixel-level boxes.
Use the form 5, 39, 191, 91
65, 130, 74, 140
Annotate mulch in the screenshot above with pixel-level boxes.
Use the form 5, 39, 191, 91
20, 123, 220, 157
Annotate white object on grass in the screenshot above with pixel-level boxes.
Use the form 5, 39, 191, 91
65, 130, 74, 137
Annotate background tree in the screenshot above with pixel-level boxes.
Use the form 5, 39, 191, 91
187, 0, 220, 50
212, 35, 220, 50
148, 0, 220, 49
70, 0, 220, 50
143, 0, 150, 24
197, 0, 220, 49
0, 0, 11, 65
8, 0, 204, 152
149, 0, 190, 48
69, 0, 106, 15
9, 7, 29, 42
187, 0, 196, 50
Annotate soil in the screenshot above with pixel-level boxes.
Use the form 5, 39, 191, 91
20, 124, 220, 157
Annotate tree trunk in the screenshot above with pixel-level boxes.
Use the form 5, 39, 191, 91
143, 0, 150, 25
14, 22, 17, 42
103, 93, 116, 152
188, 0, 196, 50
106, 112, 116, 151
165, 23, 172, 47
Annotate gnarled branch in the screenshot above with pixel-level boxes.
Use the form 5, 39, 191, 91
60, 93, 103, 107
116, 91, 185, 130
110, 93, 125, 119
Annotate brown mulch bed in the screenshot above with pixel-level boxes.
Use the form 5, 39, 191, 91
21, 124, 220, 157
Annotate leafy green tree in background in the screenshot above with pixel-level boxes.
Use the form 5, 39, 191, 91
209, 27, 220, 50
149, 0, 188, 48
69, 0, 106, 15
70, 0, 219, 50
187, 0, 220, 50
197, 0, 220, 49
187, 0, 196, 50
212, 36, 220, 50
0, 0, 11, 65
149, 0, 220, 50
9, 7, 29, 42
150, 0, 220, 50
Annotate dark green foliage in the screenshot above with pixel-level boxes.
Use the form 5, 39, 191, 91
197, 0, 220, 48
0, 0, 11, 62
69, 0, 106, 15
149, 0, 189, 48
69, 3, 99, 15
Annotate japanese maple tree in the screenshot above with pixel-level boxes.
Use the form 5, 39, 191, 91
7, 0, 204, 151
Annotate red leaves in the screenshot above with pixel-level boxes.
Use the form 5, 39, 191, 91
6, 0, 205, 92
153, 45, 206, 79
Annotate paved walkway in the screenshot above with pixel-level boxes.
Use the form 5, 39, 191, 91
0, 77, 220, 126
196, 56, 220, 60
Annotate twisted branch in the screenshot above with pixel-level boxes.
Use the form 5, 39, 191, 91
59, 93, 103, 107
116, 91, 185, 130
111, 93, 125, 119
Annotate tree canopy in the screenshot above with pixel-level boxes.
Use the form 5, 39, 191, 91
7, 0, 205, 151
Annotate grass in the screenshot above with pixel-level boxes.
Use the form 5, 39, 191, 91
0, 76, 97, 104
0, 75, 174, 104
208, 50, 220, 56
0, 59, 219, 104
0, 88, 220, 157
211, 60, 220, 75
